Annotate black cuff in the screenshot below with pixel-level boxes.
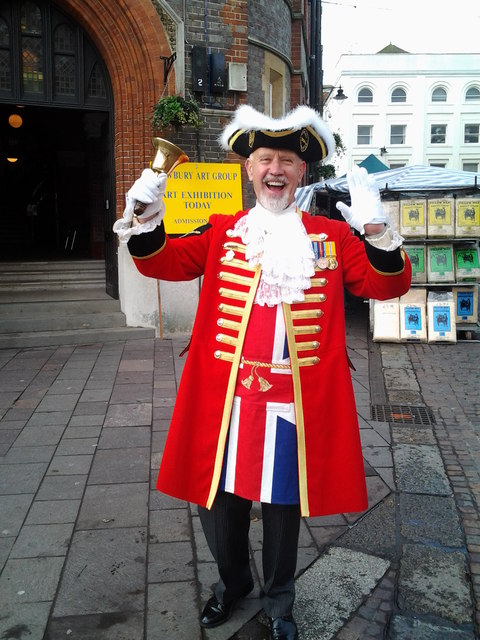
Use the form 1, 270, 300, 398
127, 223, 166, 258
364, 241, 406, 274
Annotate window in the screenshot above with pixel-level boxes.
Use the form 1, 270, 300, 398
53, 24, 76, 97
390, 125, 406, 145
466, 87, 480, 101
432, 87, 447, 102
431, 125, 446, 144
358, 87, 373, 103
430, 162, 446, 168
0, 1, 109, 106
389, 163, 406, 169
0, 17, 10, 91
357, 125, 372, 145
391, 87, 406, 103
464, 124, 479, 144
21, 1, 43, 95
463, 162, 478, 172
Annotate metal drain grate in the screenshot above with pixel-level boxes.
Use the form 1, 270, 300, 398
370, 404, 436, 425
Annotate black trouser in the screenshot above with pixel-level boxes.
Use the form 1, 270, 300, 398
198, 491, 301, 618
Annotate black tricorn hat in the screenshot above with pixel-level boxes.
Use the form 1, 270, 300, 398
220, 105, 335, 162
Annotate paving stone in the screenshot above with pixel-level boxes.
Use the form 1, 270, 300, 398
47, 454, 94, 476
98, 426, 150, 449
0, 462, 48, 495
389, 614, 475, 639
73, 400, 108, 416
294, 547, 390, 640
76, 483, 148, 529
10, 523, 74, 559
0, 556, 65, 603
0, 602, 51, 640
338, 495, 397, 559
148, 540, 196, 582
149, 508, 191, 543
46, 610, 145, 640
393, 444, 452, 495
88, 447, 150, 484
398, 543, 472, 625
25, 499, 81, 525
1, 444, 56, 464
26, 410, 71, 427
79, 388, 113, 402
68, 414, 105, 427
36, 393, 79, 412
52, 528, 147, 617
103, 402, 152, 427
36, 474, 87, 500
0, 493, 34, 536
13, 425, 66, 447
55, 437, 99, 455
146, 581, 202, 640
400, 494, 464, 547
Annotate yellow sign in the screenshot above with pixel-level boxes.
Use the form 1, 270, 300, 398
163, 163, 243, 234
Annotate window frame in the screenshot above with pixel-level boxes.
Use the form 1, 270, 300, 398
390, 124, 406, 145
357, 87, 373, 103
356, 124, 373, 145
430, 124, 447, 144
391, 87, 407, 103
464, 124, 480, 144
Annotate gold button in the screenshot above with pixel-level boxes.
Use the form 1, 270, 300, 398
314, 326, 321, 333
313, 341, 320, 348
217, 319, 224, 326
313, 357, 320, 364
214, 350, 221, 358
319, 294, 326, 302
225, 250, 235, 261
216, 333, 223, 342
319, 278, 327, 286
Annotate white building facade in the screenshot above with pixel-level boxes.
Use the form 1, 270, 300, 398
324, 50, 480, 176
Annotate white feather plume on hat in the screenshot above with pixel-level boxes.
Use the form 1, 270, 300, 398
220, 104, 335, 162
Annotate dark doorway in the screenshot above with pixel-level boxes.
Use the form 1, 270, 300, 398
0, 103, 109, 260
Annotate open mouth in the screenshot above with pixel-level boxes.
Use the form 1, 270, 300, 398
264, 178, 287, 193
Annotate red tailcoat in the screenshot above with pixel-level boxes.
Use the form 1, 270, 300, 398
129, 210, 411, 517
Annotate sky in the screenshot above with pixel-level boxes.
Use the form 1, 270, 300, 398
321, 0, 480, 83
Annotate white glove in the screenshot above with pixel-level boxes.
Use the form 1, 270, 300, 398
113, 169, 167, 243
335, 165, 386, 234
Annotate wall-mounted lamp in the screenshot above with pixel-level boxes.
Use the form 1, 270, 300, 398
332, 86, 348, 102
8, 113, 23, 128
380, 146, 388, 156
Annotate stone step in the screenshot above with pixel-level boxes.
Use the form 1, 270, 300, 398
0, 261, 105, 290
0, 312, 128, 333
0, 326, 156, 349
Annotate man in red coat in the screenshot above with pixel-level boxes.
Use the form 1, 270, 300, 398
114, 105, 411, 640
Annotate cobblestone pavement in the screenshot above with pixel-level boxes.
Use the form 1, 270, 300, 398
0, 306, 478, 640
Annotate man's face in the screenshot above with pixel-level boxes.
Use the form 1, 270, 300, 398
245, 147, 306, 212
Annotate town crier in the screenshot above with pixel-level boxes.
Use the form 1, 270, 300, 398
114, 104, 411, 640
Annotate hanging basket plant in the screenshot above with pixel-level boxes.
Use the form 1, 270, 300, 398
152, 95, 202, 131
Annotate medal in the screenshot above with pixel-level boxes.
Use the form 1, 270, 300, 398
317, 257, 328, 269
328, 258, 338, 270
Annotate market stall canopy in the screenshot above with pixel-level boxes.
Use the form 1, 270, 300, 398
358, 154, 389, 174
325, 164, 480, 195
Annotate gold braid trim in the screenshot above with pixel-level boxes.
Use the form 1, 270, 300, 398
241, 358, 291, 369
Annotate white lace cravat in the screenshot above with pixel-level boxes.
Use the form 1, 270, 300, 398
233, 202, 315, 306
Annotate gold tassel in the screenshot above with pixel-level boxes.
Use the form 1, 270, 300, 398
241, 371, 255, 389
258, 375, 273, 392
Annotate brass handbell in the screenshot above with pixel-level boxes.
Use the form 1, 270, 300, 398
133, 137, 189, 217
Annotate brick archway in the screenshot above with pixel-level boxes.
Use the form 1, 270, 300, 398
56, 0, 174, 216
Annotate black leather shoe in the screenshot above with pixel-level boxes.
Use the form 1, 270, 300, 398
269, 615, 298, 640
200, 583, 253, 628
200, 595, 235, 628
